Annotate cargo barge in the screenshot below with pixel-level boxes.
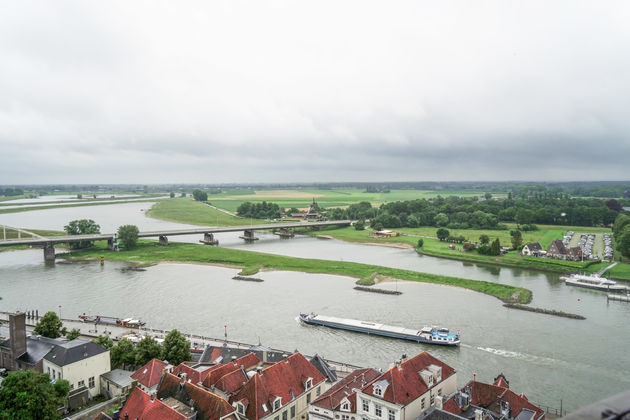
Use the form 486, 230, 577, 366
299, 313, 460, 346
78, 314, 146, 328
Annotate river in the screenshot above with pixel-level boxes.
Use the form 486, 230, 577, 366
0, 202, 628, 412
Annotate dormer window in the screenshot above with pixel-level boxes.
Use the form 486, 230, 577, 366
237, 402, 245, 415
273, 397, 282, 411
305, 378, 313, 390
374, 386, 382, 397
341, 403, 350, 411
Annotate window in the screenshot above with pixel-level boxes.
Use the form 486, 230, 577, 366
237, 403, 245, 415
342, 403, 349, 411
274, 398, 281, 411
47, 367, 50, 375
107, 381, 110, 391
307, 393, 311, 404
342, 415, 350, 420
375, 404, 382, 417
374, 386, 382, 397
305, 378, 313, 389
430, 394, 435, 405
388, 409, 395, 420
283, 411, 288, 420
421, 398, 425, 410
78, 380, 85, 388
52, 370, 56, 380
316, 386, 321, 397
70, 383, 74, 390
291, 406, 296, 418
362, 399, 369, 412
89, 376, 95, 388
437, 389, 442, 396
275, 416, 279, 420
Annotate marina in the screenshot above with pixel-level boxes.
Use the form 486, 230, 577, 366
299, 313, 461, 346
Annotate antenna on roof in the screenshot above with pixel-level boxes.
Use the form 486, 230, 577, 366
257, 335, 261, 346
224, 324, 228, 344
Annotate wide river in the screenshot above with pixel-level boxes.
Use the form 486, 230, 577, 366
1, 202, 628, 412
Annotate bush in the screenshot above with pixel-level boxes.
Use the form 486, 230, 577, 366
521, 223, 538, 231
117, 225, 139, 249
192, 189, 208, 202
417, 238, 424, 248
354, 221, 365, 231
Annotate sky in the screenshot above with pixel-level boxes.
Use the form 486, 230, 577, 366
1, 1, 629, 184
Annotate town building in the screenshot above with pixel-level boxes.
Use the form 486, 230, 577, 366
100, 368, 135, 399
356, 352, 457, 420
131, 358, 173, 393
309, 367, 380, 420
118, 386, 192, 420
42, 339, 110, 398
546, 240, 568, 259
521, 243, 543, 257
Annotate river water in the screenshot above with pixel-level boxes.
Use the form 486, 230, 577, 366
0, 203, 629, 411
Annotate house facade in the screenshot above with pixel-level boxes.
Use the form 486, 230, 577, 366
42, 339, 110, 397
356, 353, 457, 420
546, 240, 568, 259
521, 243, 543, 256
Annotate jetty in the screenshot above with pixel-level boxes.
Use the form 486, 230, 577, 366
607, 294, 630, 303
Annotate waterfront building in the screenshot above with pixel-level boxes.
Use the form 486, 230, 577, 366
356, 352, 457, 420
309, 367, 381, 420
546, 240, 568, 259
42, 338, 110, 398
420, 373, 546, 420
118, 386, 191, 420
521, 243, 543, 257
131, 358, 173, 393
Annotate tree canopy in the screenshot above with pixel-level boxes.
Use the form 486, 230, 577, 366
66, 328, 81, 340
64, 219, 101, 249
192, 189, 208, 202
135, 337, 163, 366
93, 335, 114, 350
117, 225, 139, 249
236, 201, 281, 219
110, 339, 136, 370
0, 370, 69, 419
436, 228, 450, 241
162, 329, 190, 366
33, 311, 63, 339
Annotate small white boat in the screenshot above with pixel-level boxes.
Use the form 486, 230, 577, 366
561, 273, 628, 292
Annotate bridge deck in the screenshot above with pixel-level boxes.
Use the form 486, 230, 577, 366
0, 220, 352, 247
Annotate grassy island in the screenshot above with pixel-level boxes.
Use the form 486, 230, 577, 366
61, 241, 532, 304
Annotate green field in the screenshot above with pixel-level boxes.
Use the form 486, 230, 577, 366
0, 196, 164, 214
310, 226, 630, 280
146, 198, 265, 226
61, 240, 532, 304
208, 188, 503, 212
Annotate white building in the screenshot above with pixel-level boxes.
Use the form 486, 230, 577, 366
42, 339, 110, 398
356, 353, 457, 420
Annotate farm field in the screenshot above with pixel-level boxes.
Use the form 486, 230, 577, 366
146, 198, 265, 226
209, 188, 504, 212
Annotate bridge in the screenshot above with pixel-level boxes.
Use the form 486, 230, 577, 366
0, 220, 353, 261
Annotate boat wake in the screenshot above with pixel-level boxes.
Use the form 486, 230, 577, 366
474, 346, 567, 366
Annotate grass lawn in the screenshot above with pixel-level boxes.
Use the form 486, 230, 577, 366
0, 197, 164, 214
62, 240, 532, 304
146, 198, 265, 226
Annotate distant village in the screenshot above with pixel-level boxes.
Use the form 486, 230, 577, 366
1, 312, 550, 420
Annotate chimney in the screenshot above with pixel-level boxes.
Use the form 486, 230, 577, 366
474, 409, 483, 420
151, 393, 156, 402
395, 360, 402, 371
401, 354, 407, 361
435, 396, 443, 410
9, 312, 27, 370
256, 367, 263, 376
232, 356, 238, 365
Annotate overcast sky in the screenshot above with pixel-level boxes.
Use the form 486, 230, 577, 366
1, 1, 629, 184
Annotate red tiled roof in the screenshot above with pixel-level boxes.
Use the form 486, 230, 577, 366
445, 381, 544, 420
210, 348, 223, 363
172, 362, 215, 384
232, 353, 326, 420
121, 387, 188, 420
131, 359, 168, 389
215, 368, 249, 395
493, 377, 509, 389
312, 368, 380, 412
203, 353, 261, 389
362, 352, 456, 406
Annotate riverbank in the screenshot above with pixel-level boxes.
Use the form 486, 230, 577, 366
0, 196, 164, 214
60, 241, 532, 304
308, 227, 630, 281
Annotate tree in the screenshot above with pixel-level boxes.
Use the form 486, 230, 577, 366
510, 230, 523, 250
618, 227, 630, 260
64, 219, 101, 249
436, 228, 450, 241
93, 334, 114, 350
479, 234, 490, 245
371, 221, 383, 232
354, 220, 365, 231
110, 339, 136, 369
434, 213, 449, 227
66, 328, 81, 340
0, 370, 69, 419
484, 192, 492, 200
162, 329, 190, 366
76, 193, 83, 199
192, 189, 208, 202
170, 192, 175, 198
417, 238, 424, 248
135, 337, 163, 366
180, 192, 186, 197
33, 311, 63, 338
605, 199, 623, 212
490, 238, 501, 256
118, 225, 139, 249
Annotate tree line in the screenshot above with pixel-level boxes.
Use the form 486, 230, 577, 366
236, 201, 281, 219
613, 213, 630, 260
328, 195, 625, 229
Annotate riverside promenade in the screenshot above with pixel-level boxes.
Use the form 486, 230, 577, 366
0, 311, 361, 376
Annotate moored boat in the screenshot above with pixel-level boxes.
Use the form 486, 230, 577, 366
561, 273, 628, 292
299, 313, 460, 346
78, 314, 146, 328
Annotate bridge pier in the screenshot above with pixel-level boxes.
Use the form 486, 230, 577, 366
43, 243, 55, 261
239, 229, 259, 242
199, 233, 219, 245
158, 235, 169, 246
273, 228, 294, 238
